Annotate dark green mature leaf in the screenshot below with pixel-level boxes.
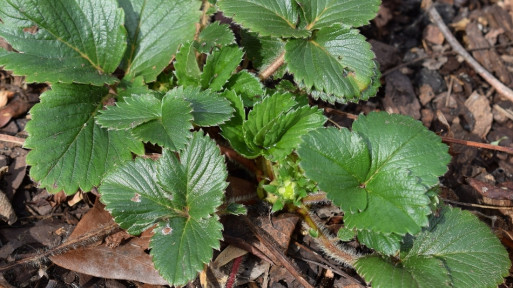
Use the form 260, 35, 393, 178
286, 25, 379, 103
298, 112, 450, 235
353, 112, 451, 188
297, 0, 380, 29
355, 255, 450, 288
243, 93, 326, 160
201, 45, 244, 91
169, 86, 233, 127
0, 0, 125, 85
298, 128, 369, 212
120, 0, 201, 82
99, 157, 169, 235
225, 70, 264, 106
24, 84, 143, 194
97, 91, 193, 151
101, 132, 227, 286
174, 41, 201, 87
355, 206, 511, 288
357, 230, 403, 256
218, 0, 309, 38
151, 217, 222, 286
196, 22, 236, 53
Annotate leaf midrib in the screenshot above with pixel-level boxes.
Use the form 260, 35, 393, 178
11, 0, 105, 72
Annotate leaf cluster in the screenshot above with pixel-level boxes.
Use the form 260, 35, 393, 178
0, 0, 509, 287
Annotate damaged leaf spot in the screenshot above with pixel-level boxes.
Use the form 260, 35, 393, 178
162, 223, 172, 235
131, 193, 141, 203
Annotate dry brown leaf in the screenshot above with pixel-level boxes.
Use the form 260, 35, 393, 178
0, 97, 30, 128
464, 91, 493, 138
50, 201, 167, 285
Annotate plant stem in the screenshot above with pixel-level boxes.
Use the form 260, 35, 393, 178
293, 204, 359, 267
258, 51, 285, 80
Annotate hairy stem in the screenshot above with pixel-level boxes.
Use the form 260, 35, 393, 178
294, 204, 359, 267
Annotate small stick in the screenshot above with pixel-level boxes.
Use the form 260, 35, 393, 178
259, 51, 285, 80
0, 134, 25, 146
0, 223, 120, 271
441, 198, 513, 210
427, 5, 513, 103
441, 136, 513, 155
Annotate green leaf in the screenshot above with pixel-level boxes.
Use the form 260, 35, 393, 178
157, 133, 228, 219
404, 206, 510, 288
355, 206, 511, 288
357, 230, 403, 256
151, 217, 222, 286
285, 25, 379, 103
99, 157, 169, 235
225, 70, 264, 106
219, 90, 258, 158
240, 31, 286, 78
96, 93, 161, 129
101, 132, 227, 286
244, 93, 326, 160
170, 86, 233, 127
298, 112, 450, 235
218, 0, 310, 38
337, 227, 356, 241
174, 41, 202, 87
353, 112, 451, 188
133, 92, 193, 150
97, 91, 193, 150
355, 255, 450, 288
120, 0, 201, 82
201, 45, 244, 92
0, 0, 125, 85
297, 0, 380, 29
24, 84, 143, 194
196, 22, 236, 53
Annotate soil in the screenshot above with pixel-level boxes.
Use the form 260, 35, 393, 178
1, 0, 513, 287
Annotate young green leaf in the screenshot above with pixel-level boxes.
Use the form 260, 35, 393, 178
0, 0, 125, 85
119, 0, 201, 83
96, 93, 161, 129
243, 93, 326, 160
219, 90, 259, 158
201, 45, 244, 92
97, 92, 193, 151
224, 70, 264, 106
24, 84, 144, 194
355, 206, 511, 288
169, 86, 233, 127
101, 132, 227, 286
297, 0, 381, 29
298, 112, 450, 235
218, 0, 310, 38
196, 22, 236, 53
285, 25, 379, 103
174, 41, 202, 87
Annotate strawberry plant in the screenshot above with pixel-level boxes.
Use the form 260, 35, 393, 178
0, 0, 510, 287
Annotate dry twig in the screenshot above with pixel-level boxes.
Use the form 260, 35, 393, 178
427, 5, 513, 103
